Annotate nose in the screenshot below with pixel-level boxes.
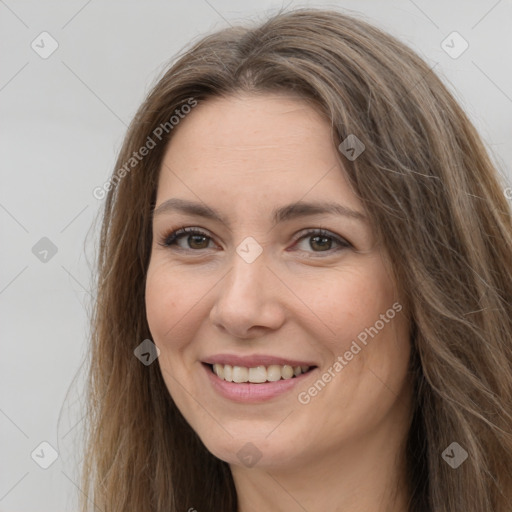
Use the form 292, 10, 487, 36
209, 249, 286, 339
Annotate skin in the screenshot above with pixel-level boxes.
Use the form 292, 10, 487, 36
145, 92, 413, 511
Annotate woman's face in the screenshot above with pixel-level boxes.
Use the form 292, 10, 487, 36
145, 93, 412, 470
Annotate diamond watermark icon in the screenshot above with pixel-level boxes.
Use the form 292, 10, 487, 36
237, 442, 263, 467
442, 441, 468, 469
338, 134, 365, 161
236, 236, 263, 264
31, 31, 59, 59
31, 441, 59, 469
441, 31, 469, 59
32, 237, 58, 263
134, 339, 160, 365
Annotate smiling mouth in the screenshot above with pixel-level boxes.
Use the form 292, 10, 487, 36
207, 363, 316, 383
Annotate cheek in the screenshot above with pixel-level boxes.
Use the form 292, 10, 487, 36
144, 261, 195, 352
145, 264, 198, 406
296, 259, 397, 349
145, 270, 175, 338
299, 259, 409, 403
292, 266, 410, 442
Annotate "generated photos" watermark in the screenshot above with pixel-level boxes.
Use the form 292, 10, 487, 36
298, 301, 403, 404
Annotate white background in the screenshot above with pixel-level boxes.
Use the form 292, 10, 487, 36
1, 0, 511, 510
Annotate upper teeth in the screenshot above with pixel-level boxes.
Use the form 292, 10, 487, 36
212, 364, 310, 383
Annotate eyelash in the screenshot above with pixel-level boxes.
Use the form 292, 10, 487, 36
157, 226, 352, 257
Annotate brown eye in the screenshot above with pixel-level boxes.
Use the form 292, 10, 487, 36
293, 229, 351, 256
309, 234, 333, 251
160, 228, 214, 250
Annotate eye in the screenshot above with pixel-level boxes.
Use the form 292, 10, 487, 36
157, 227, 352, 256
158, 227, 215, 251
291, 228, 351, 256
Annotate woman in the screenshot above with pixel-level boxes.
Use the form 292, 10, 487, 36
81, 8, 512, 511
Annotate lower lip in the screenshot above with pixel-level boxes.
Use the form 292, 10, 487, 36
202, 363, 315, 403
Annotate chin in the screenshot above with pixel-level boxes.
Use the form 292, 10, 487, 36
191, 418, 309, 470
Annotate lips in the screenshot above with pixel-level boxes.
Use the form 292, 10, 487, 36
202, 354, 317, 368
202, 360, 318, 403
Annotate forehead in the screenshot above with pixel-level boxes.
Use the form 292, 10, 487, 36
156, 93, 359, 211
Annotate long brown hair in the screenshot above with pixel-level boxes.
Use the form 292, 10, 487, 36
80, 8, 512, 511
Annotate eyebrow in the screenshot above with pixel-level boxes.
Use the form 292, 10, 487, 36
152, 198, 367, 228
